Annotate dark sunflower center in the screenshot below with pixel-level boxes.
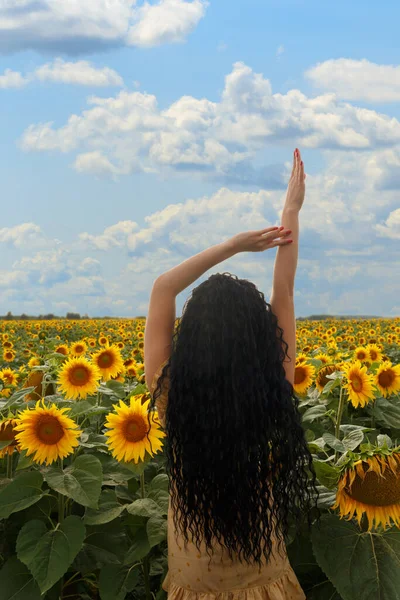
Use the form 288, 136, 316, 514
75, 345, 84, 353
98, 352, 113, 368
5, 352, 13, 359
378, 370, 395, 388
318, 366, 336, 387
357, 352, 366, 360
351, 375, 362, 392
294, 367, 307, 384
370, 351, 378, 360
69, 366, 90, 386
56, 347, 67, 355
347, 466, 400, 506
123, 417, 147, 443
0, 423, 16, 443
36, 416, 64, 445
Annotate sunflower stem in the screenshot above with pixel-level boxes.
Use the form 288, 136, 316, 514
58, 459, 65, 524
58, 492, 65, 524
371, 400, 376, 429
140, 471, 151, 600
6, 452, 12, 479
334, 386, 345, 462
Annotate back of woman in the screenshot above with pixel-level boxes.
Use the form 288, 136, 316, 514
145, 148, 319, 598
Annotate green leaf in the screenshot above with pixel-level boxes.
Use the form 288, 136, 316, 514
44, 454, 102, 509
377, 434, 393, 449
0, 471, 44, 518
68, 401, 94, 418
0, 556, 41, 600
124, 526, 151, 564
84, 489, 126, 525
148, 473, 169, 492
311, 514, 400, 600
312, 460, 340, 490
0, 439, 13, 450
147, 515, 167, 548
105, 380, 127, 399
0, 387, 35, 410
302, 405, 329, 423
16, 520, 47, 565
342, 429, 364, 451
307, 580, 343, 600
15, 450, 35, 471
315, 486, 337, 510
97, 455, 138, 485
99, 564, 140, 600
126, 498, 163, 519
147, 489, 169, 515
322, 433, 346, 453
371, 396, 400, 429
16, 515, 86, 594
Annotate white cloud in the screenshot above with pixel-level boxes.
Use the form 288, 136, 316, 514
375, 208, 400, 239
79, 221, 139, 250
20, 62, 400, 182
127, 0, 207, 47
0, 0, 208, 53
0, 156, 399, 317
0, 59, 123, 90
0, 67, 27, 88
34, 58, 123, 86
305, 58, 400, 103
0, 223, 48, 248
276, 45, 284, 57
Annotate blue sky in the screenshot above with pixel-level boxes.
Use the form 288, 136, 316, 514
0, 0, 399, 318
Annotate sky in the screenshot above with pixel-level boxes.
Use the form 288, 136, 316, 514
0, 0, 399, 318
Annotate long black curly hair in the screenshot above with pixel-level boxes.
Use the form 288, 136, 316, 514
146, 272, 320, 568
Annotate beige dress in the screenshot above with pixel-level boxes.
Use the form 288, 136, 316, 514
149, 361, 306, 600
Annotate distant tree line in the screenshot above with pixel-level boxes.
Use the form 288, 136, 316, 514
0, 311, 382, 321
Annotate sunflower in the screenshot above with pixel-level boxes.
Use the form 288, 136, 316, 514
105, 396, 166, 463
315, 364, 338, 393
58, 356, 101, 400
0, 368, 18, 386
366, 343, 383, 363
332, 451, 400, 531
353, 346, 369, 362
0, 418, 20, 457
28, 356, 41, 368
92, 345, 124, 382
70, 341, 88, 357
98, 336, 108, 346
375, 361, 400, 398
343, 361, 376, 408
293, 363, 315, 395
55, 344, 69, 356
3, 349, 15, 362
296, 353, 307, 364
14, 401, 81, 465
24, 370, 54, 401
314, 353, 330, 365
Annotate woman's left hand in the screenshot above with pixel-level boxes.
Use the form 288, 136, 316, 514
228, 226, 293, 253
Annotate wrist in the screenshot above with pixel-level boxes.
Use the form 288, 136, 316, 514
282, 205, 300, 216
223, 238, 239, 257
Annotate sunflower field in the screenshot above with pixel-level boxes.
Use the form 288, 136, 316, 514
0, 318, 400, 600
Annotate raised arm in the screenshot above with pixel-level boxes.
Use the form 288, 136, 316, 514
270, 148, 306, 386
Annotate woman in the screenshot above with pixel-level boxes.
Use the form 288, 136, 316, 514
144, 148, 319, 599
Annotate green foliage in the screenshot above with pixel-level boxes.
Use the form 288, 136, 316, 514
311, 514, 400, 600
0, 320, 399, 599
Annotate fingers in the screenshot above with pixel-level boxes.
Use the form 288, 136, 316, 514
261, 227, 292, 241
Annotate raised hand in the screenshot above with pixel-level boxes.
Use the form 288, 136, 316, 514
229, 226, 293, 254
285, 148, 306, 212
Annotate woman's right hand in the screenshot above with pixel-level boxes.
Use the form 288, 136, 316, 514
285, 148, 306, 212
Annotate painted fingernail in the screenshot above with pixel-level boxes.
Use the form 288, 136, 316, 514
301, 161, 303, 166
272, 227, 279, 230
279, 226, 284, 229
